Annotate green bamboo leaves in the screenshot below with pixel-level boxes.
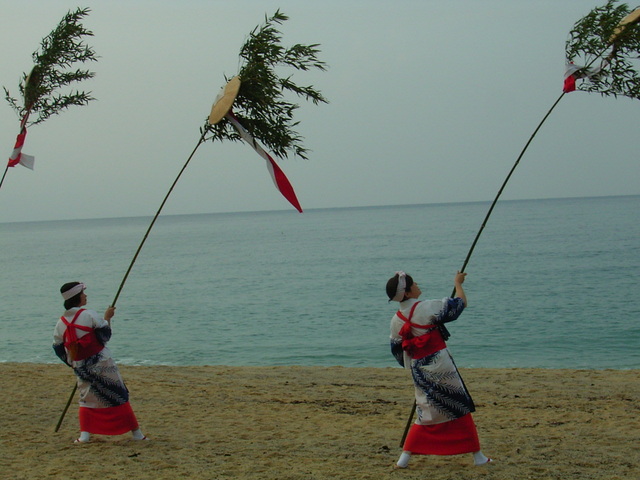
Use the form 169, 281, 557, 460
4, 7, 97, 125
204, 10, 328, 160
566, 0, 640, 99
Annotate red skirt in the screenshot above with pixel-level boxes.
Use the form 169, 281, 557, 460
78, 402, 139, 435
403, 413, 480, 455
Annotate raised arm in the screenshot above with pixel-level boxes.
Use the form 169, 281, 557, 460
103, 306, 115, 325
454, 271, 467, 307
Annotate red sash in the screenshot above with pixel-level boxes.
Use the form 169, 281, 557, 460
61, 309, 104, 361
396, 301, 446, 359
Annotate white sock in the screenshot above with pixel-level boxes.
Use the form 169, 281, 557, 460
473, 451, 490, 465
131, 428, 146, 440
396, 451, 411, 468
78, 431, 90, 442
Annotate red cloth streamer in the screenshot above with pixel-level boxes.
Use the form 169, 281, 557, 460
8, 127, 28, 167
563, 74, 576, 93
225, 111, 303, 213
7, 114, 34, 169
563, 62, 578, 93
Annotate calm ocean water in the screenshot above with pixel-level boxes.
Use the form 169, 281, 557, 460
1, 196, 638, 369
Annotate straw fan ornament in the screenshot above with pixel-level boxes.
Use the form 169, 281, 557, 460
109, 9, 327, 308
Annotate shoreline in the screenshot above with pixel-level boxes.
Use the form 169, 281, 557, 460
1, 364, 638, 479
6, 359, 640, 370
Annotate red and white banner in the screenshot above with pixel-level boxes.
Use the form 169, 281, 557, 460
7, 114, 35, 169
563, 63, 581, 93
563, 61, 605, 93
225, 111, 302, 213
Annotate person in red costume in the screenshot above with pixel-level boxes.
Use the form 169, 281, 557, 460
53, 282, 147, 444
387, 271, 491, 469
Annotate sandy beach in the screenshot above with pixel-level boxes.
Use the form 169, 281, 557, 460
1, 364, 638, 480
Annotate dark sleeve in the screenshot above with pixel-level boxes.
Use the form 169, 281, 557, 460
390, 339, 405, 367
435, 297, 465, 325
53, 343, 71, 367
95, 326, 112, 345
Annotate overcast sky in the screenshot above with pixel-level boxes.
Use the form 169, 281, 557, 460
0, 0, 638, 223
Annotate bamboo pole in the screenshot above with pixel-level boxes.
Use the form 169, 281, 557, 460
398, 91, 565, 448
54, 132, 207, 432
397, 29, 625, 446
0, 166, 9, 190
109, 132, 207, 307
54, 384, 77, 432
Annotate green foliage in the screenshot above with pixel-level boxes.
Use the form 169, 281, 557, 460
3, 7, 97, 126
204, 10, 328, 160
566, 0, 640, 100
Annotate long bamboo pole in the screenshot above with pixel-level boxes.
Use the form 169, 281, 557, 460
54, 384, 77, 432
397, 25, 628, 446
54, 131, 208, 432
0, 166, 9, 190
398, 92, 565, 448
109, 131, 207, 308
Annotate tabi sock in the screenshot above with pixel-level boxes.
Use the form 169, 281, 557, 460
78, 431, 90, 442
396, 451, 411, 468
473, 451, 491, 465
131, 428, 146, 440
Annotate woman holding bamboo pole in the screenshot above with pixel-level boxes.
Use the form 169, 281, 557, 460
387, 271, 491, 468
53, 282, 147, 444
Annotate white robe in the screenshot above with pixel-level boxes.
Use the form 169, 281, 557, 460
390, 297, 475, 425
53, 308, 129, 408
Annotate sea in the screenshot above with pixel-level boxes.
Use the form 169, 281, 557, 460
0, 195, 638, 370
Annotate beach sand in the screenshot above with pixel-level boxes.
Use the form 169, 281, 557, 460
1, 364, 638, 480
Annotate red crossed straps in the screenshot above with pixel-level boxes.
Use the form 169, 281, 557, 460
60, 308, 91, 343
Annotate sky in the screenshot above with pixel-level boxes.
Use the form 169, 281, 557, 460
0, 0, 638, 223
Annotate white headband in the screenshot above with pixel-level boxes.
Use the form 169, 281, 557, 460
391, 271, 407, 302
61, 283, 86, 300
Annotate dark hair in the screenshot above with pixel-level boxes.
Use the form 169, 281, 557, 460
61, 282, 83, 310
385, 273, 414, 301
